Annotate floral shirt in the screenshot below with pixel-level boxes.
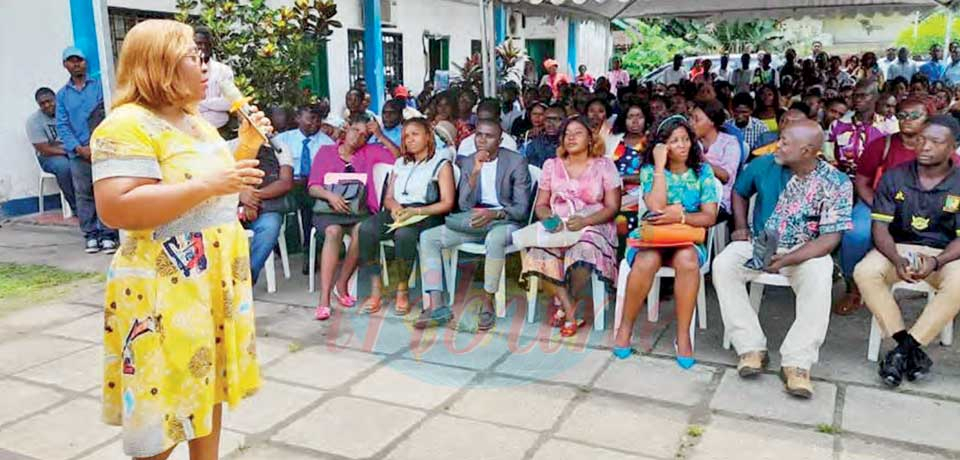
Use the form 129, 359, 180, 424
765, 160, 853, 248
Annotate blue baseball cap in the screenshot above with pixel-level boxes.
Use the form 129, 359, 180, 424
62, 46, 86, 62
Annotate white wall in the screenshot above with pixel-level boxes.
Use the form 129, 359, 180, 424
0, 0, 74, 205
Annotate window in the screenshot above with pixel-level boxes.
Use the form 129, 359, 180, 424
471, 40, 482, 57
108, 8, 174, 60
347, 30, 404, 89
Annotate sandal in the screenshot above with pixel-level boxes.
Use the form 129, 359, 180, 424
362, 297, 383, 314
333, 287, 356, 308
414, 306, 454, 329
315, 305, 332, 321
549, 309, 566, 328
560, 319, 586, 337
477, 309, 496, 331
394, 289, 411, 316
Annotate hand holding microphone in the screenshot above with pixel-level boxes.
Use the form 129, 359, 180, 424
220, 79, 277, 160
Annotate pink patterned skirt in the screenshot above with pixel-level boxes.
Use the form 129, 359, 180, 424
520, 222, 619, 292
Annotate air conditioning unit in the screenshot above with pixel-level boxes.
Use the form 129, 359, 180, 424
361, 0, 395, 26
508, 11, 524, 37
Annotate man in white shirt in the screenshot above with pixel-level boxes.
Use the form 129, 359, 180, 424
457, 99, 519, 156
195, 27, 235, 133
731, 53, 753, 95
879, 47, 897, 77
660, 54, 686, 85
715, 54, 732, 82
886, 47, 918, 83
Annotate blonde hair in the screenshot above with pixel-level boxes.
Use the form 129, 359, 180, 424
112, 19, 198, 111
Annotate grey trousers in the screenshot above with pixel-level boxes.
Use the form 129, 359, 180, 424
419, 223, 520, 295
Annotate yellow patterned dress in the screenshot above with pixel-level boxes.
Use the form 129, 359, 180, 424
90, 103, 261, 457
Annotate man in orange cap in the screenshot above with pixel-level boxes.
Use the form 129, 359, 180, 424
539, 58, 571, 99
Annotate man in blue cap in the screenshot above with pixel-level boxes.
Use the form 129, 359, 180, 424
56, 46, 117, 254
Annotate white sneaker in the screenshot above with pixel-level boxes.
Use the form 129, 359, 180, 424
100, 239, 118, 254
85, 239, 100, 254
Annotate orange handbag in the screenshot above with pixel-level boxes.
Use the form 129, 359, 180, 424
627, 223, 706, 249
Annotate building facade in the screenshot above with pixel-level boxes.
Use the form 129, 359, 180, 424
1, 0, 612, 216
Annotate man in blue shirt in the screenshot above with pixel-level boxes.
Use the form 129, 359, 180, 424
944, 44, 960, 87
56, 46, 116, 254
273, 104, 335, 272
368, 98, 402, 155
918, 44, 945, 83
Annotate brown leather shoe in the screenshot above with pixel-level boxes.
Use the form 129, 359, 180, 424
780, 367, 813, 399
737, 351, 768, 378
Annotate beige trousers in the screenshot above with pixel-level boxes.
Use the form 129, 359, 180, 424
853, 244, 960, 346
713, 241, 834, 370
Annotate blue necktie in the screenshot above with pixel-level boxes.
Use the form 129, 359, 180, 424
299, 137, 312, 178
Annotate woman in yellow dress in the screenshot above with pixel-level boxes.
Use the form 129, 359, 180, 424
91, 19, 272, 459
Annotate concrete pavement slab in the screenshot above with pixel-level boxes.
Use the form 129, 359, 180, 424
272, 396, 425, 458
384, 414, 539, 460
555, 395, 688, 457
265, 345, 382, 389
225, 381, 324, 434
494, 345, 611, 386
843, 386, 960, 452
531, 439, 658, 460
16, 345, 102, 392
0, 336, 89, 374
0, 399, 119, 460
594, 356, 715, 406
687, 415, 834, 460
45, 313, 103, 344
350, 358, 476, 409
448, 375, 577, 430
0, 379, 64, 426
710, 369, 837, 426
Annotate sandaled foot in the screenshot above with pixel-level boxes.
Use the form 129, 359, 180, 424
315, 305, 332, 321
549, 309, 566, 328
394, 290, 411, 316
477, 309, 496, 331
333, 287, 356, 308
833, 291, 862, 316
414, 306, 453, 329
363, 297, 383, 314
560, 319, 585, 337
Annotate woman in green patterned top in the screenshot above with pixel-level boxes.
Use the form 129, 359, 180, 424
612, 116, 719, 369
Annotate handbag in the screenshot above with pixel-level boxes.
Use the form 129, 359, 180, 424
422, 159, 449, 205
627, 223, 706, 249
313, 180, 368, 216
512, 222, 584, 249
445, 209, 508, 235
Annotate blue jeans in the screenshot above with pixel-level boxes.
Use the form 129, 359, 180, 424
840, 200, 873, 280
37, 155, 76, 213
248, 212, 282, 283
71, 157, 117, 241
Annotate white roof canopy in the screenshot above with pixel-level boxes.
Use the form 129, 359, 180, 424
502, 0, 943, 19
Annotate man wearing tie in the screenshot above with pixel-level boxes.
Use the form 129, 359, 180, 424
274, 105, 335, 272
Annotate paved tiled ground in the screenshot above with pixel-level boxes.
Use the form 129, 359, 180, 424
2, 221, 960, 459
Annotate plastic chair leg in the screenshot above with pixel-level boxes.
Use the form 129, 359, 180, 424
495, 268, 507, 318
697, 274, 707, 330
380, 243, 390, 286
749, 283, 764, 311
265, 251, 276, 293
526, 275, 539, 323
867, 316, 882, 362
448, 249, 460, 308
614, 262, 629, 333
647, 276, 661, 322
278, 224, 290, 279
592, 273, 605, 331
308, 228, 317, 293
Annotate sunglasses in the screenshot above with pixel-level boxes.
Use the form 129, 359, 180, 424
896, 111, 926, 121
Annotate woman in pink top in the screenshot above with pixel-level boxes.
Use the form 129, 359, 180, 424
307, 115, 396, 320
690, 100, 741, 219
521, 116, 622, 337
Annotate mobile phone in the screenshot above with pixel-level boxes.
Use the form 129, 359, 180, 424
643, 211, 663, 221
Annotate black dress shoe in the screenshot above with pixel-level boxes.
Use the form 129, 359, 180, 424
879, 346, 908, 387
906, 346, 933, 382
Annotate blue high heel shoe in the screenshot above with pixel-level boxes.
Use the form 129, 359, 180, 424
612, 346, 632, 360
674, 341, 696, 369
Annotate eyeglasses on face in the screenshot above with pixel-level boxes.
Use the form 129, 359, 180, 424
896, 111, 926, 121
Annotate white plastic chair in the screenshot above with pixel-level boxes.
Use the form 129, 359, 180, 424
446, 165, 541, 317
613, 180, 723, 333
867, 281, 953, 362
525, 272, 608, 331
246, 229, 276, 293
38, 172, 72, 219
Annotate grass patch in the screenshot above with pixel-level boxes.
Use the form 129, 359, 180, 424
686, 425, 705, 437
816, 423, 840, 434
0, 263, 100, 311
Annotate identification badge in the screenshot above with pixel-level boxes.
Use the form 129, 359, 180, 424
944, 194, 960, 213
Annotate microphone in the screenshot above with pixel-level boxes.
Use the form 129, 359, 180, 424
219, 79, 284, 153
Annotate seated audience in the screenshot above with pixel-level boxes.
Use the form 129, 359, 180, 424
457, 98, 519, 156
611, 102, 650, 240
521, 105, 564, 168
690, 100, 740, 219
26, 87, 76, 215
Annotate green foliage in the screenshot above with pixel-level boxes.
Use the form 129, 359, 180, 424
175, 0, 342, 109
896, 12, 960, 56
816, 423, 840, 434
658, 18, 785, 55
618, 21, 687, 76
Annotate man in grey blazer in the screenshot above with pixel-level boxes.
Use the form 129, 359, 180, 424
418, 118, 533, 331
